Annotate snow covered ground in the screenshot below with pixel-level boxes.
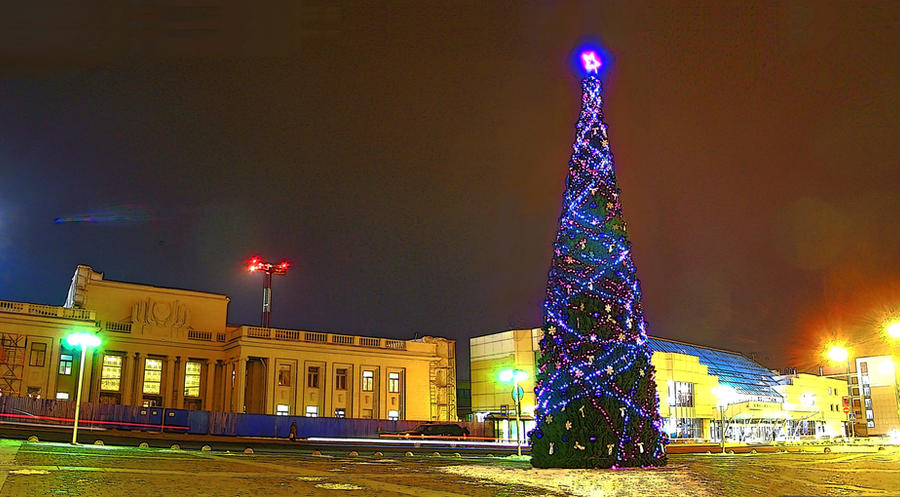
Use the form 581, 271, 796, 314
439, 449, 900, 496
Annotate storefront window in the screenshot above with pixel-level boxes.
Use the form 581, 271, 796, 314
143, 359, 163, 394
184, 361, 202, 397
100, 355, 122, 391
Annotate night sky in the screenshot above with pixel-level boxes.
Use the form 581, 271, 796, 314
1, 3, 898, 378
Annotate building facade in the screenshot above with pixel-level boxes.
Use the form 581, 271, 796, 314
855, 355, 900, 436
471, 328, 850, 443
1, 265, 457, 421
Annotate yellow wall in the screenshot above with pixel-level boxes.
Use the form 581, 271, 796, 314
0, 265, 457, 421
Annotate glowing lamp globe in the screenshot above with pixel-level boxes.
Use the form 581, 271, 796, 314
887, 321, 900, 339
827, 345, 849, 364
498, 369, 528, 383
66, 332, 101, 349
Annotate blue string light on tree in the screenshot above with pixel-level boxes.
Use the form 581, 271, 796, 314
529, 48, 668, 469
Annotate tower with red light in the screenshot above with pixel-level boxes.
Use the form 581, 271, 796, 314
247, 256, 291, 328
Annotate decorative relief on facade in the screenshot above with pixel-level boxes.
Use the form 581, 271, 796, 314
131, 298, 191, 328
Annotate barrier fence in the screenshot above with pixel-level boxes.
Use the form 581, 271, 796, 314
0, 396, 490, 439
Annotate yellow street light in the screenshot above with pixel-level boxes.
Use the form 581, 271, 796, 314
886, 320, 900, 340
827, 345, 849, 364
824, 342, 855, 439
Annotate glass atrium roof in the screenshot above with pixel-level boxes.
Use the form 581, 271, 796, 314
648, 337, 784, 403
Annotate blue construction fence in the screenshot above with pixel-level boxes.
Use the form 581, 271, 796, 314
0, 396, 490, 439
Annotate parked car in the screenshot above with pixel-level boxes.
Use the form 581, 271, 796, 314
384, 423, 470, 438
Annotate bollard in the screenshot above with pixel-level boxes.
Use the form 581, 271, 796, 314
170, 444, 181, 450
243, 448, 254, 454
312, 450, 322, 456
94, 440, 104, 446
139, 442, 150, 448
404, 451, 414, 457
348, 451, 358, 457
201, 445, 212, 452
373, 452, 383, 458
27, 436, 39, 443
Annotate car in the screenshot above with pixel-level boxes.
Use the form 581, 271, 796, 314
397, 423, 470, 438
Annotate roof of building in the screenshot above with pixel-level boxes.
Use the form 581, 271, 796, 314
648, 337, 784, 402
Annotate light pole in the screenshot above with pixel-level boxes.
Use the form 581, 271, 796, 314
827, 345, 855, 440
713, 384, 737, 454
247, 257, 290, 329
499, 369, 529, 456
65, 332, 101, 445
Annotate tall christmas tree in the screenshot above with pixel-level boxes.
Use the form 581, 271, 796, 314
529, 51, 667, 469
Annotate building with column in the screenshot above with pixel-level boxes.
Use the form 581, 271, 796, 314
0, 265, 457, 421
471, 328, 849, 443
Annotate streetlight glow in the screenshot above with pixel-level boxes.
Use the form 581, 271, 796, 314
826, 345, 849, 364
65, 331, 101, 445
887, 320, 900, 339
498, 368, 529, 456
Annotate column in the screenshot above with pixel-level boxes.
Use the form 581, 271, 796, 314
47, 340, 61, 399
120, 352, 132, 406
174, 356, 184, 409
88, 348, 103, 402
235, 357, 247, 413
223, 361, 233, 412
203, 360, 214, 411
265, 357, 276, 415
163, 356, 175, 408
132, 353, 144, 406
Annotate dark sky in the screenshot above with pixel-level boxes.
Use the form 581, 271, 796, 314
1, 2, 898, 378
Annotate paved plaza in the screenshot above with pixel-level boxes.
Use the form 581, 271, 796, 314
0, 439, 898, 496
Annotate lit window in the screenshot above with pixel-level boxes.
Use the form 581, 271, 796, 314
276, 404, 290, 416
143, 359, 163, 394
866, 409, 874, 420
362, 370, 374, 392
100, 355, 122, 391
29, 343, 47, 367
388, 372, 400, 393
800, 393, 816, 408
56, 392, 69, 400
278, 365, 292, 386
865, 398, 872, 408
184, 361, 202, 397
668, 382, 694, 407
335, 368, 347, 390
387, 410, 399, 420
334, 409, 345, 418
867, 421, 875, 428
58, 354, 73, 375
307, 367, 320, 389
305, 405, 318, 417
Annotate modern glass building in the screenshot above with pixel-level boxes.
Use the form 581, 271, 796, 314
471, 329, 849, 444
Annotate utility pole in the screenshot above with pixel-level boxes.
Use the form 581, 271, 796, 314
247, 257, 290, 328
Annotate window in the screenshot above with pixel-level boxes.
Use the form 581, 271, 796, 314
334, 409, 345, 418
29, 343, 46, 367
668, 382, 694, 407
184, 361, 202, 397
362, 370, 374, 392
865, 398, 872, 408
276, 404, 289, 416
56, 392, 69, 400
866, 409, 874, 420
863, 386, 871, 396
307, 367, 320, 388
305, 406, 318, 417
387, 410, 399, 420
26, 386, 41, 398
388, 372, 400, 393
143, 359, 163, 394
860, 362, 868, 374
58, 354, 73, 375
335, 368, 347, 390
867, 420, 875, 428
278, 365, 292, 386
100, 355, 123, 391
801, 393, 816, 408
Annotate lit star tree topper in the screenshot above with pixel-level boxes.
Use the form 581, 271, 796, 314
529, 49, 668, 469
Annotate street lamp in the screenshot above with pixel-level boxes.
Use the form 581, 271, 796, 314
713, 384, 737, 454
247, 257, 290, 329
498, 369, 529, 456
65, 332, 101, 445
826, 344, 855, 439
886, 320, 900, 340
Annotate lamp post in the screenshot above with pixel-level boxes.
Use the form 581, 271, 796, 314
827, 345, 855, 440
247, 257, 290, 329
499, 369, 529, 456
713, 384, 737, 454
65, 332, 101, 445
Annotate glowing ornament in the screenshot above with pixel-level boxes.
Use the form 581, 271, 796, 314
606, 366, 614, 375
549, 442, 555, 455
579, 406, 586, 417
574, 442, 586, 451
619, 407, 626, 417
566, 421, 572, 430
607, 444, 615, 455
546, 414, 553, 424
637, 442, 644, 454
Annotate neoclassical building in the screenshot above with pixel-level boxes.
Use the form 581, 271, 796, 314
0, 265, 457, 421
